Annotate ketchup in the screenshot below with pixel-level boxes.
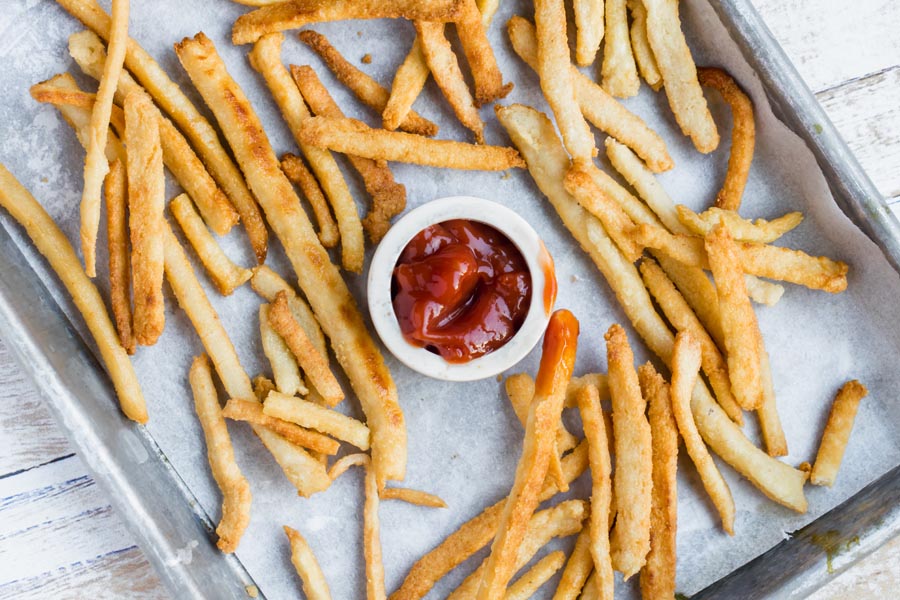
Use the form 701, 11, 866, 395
392, 220, 532, 363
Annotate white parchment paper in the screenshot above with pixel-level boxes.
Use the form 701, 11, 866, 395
2, 0, 900, 597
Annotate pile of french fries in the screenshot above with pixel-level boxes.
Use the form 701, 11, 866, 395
0, 0, 872, 597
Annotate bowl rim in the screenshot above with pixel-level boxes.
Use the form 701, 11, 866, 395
367, 196, 556, 382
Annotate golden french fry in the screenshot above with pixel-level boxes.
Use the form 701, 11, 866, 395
505, 551, 566, 600
506, 17, 672, 172
698, 67, 756, 211
810, 380, 868, 486
249, 32, 363, 273
628, 0, 661, 90
757, 342, 787, 457
299, 116, 524, 171
705, 221, 764, 410
580, 572, 600, 600
455, 0, 512, 106
259, 304, 305, 397
601, 0, 640, 98
638, 362, 678, 598
676, 206, 803, 244
576, 384, 614, 598
380, 487, 447, 508
416, 21, 485, 143
290, 64, 407, 244
643, 0, 719, 152
189, 354, 252, 553
573, 0, 604, 66
574, 155, 661, 227
534, 0, 595, 165
223, 398, 339, 455
744, 274, 785, 306
657, 254, 725, 349
382, 37, 431, 132
284, 526, 332, 600
280, 153, 339, 248
476, 0, 499, 25
231, 0, 467, 45
253, 375, 277, 403
505, 373, 579, 455
104, 158, 134, 355
298, 30, 437, 137
124, 90, 165, 346
264, 390, 369, 450
552, 527, 593, 600
672, 332, 735, 534
170, 194, 252, 296
176, 33, 406, 485
0, 164, 146, 422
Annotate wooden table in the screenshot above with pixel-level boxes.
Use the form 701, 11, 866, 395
1, 1, 898, 598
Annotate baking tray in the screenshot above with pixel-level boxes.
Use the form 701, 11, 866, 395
1, 0, 897, 598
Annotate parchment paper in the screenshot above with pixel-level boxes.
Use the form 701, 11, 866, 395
2, 0, 900, 597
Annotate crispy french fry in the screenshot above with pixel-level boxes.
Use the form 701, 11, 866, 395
0, 164, 146, 422
698, 67, 756, 211
104, 158, 134, 355
56, 0, 268, 261
576, 384, 614, 598
124, 90, 165, 346
189, 354, 252, 553
67, 30, 240, 236
534, 0, 595, 165
291, 64, 407, 244
551, 527, 593, 600
476, 0, 500, 25
601, 0, 640, 98
299, 116, 524, 171
705, 221, 764, 410
656, 254, 725, 349
455, 0, 512, 106
506, 17, 672, 172
232, 0, 466, 45
505, 373, 579, 455
496, 103, 809, 512
176, 33, 405, 485
672, 332, 735, 533
249, 32, 363, 273
223, 398, 339, 455
580, 572, 600, 600
284, 526, 332, 600
259, 304, 305, 398
574, 156, 661, 227
416, 21, 485, 143
264, 390, 369, 450
628, 0, 661, 90
505, 551, 566, 600
296, 31, 436, 137
638, 362, 678, 598
477, 310, 579, 599
380, 487, 447, 508
744, 274, 785, 306
170, 194, 252, 296
383, 37, 430, 132
757, 343, 787, 457
676, 205, 803, 244
280, 153, 339, 248
810, 381, 868, 486
80, 0, 128, 278
573, 0, 604, 66
253, 375, 277, 403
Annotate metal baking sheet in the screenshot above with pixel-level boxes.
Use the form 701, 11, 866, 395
1, 0, 899, 598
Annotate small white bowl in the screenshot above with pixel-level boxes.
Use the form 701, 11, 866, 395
367, 196, 557, 382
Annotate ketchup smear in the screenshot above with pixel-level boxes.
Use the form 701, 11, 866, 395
392, 219, 532, 363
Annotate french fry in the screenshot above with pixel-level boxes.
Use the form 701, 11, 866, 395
672, 332, 735, 533
552, 527, 593, 600
496, 103, 808, 512
476, 310, 579, 599
284, 526, 332, 600
259, 304, 305, 397
170, 194, 252, 296
639, 258, 743, 424
189, 354, 252, 553
534, 0, 595, 165
449, 499, 588, 600
281, 153, 339, 248
124, 90, 165, 346
643, 0, 719, 152
297, 30, 437, 137
698, 67, 756, 211
264, 391, 369, 450
67, 30, 240, 236
290, 64, 407, 244
416, 21, 485, 143
299, 116, 524, 171
676, 205, 803, 244
253, 375, 277, 403
506, 17, 672, 172
580, 572, 600, 600
810, 381, 868, 486
757, 343, 788, 457
744, 274, 785, 306
56, 0, 268, 262
573, 0, 604, 66
601, 0, 640, 98
628, 0, 662, 90
104, 159, 134, 355
657, 254, 725, 349
572, 156, 661, 227
455, 0, 513, 106
231, 0, 467, 45
79, 0, 128, 278
269, 291, 343, 405
248, 32, 364, 273
576, 384, 614, 598
175, 33, 406, 485
222, 398, 339, 455
505, 373, 579, 455
0, 164, 146, 422
476, 0, 500, 25
505, 551, 566, 600
380, 487, 447, 508
638, 362, 678, 598
383, 37, 432, 132
705, 221, 764, 411
606, 324, 652, 579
